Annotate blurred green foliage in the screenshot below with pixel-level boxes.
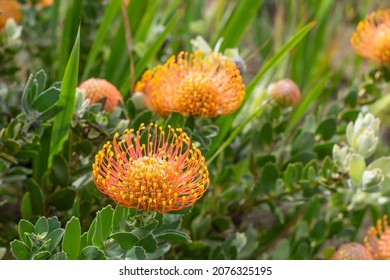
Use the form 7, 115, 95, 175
1, 0, 390, 260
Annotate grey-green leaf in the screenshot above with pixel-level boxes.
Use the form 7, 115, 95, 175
62, 217, 81, 260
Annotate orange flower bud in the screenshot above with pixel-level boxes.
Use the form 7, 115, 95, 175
270, 78, 301, 107
79, 78, 124, 112
332, 243, 374, 260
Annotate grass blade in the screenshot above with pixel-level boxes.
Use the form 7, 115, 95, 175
217, 0, 263, 51
58, 0, 81, 78
49, 27, 80, 167
82, 0, 122, 80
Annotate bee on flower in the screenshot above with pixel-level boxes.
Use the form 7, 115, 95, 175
92, 123, 210, 213
364, 215, 390, 259
351, 9, 390, 64
135, 51, 245, 117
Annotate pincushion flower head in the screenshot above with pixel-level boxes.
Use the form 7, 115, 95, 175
331, 243, 373, 260
0, 0, 21, 29
351, 9, 390, 64
135, 51, 245, 117
79, 78, 124, 112
92, 123, 209, 213
364, 215, 390, 259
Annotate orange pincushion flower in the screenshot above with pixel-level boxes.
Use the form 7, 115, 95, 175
37, 0, 53, 9
92, 123, 209, 213
135, 51, 245, 117
364, 215, 390, 259
79, 78, 124, 112
0, 0, 21, 29
331, 243, 373, 260
351, 9, 390, 64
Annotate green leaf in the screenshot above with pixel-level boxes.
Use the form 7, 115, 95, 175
259, 163, 279, 194
110, 232, 139, 250
62, 217, 81, 260
146, 243, 171, 260
125, 246, 146, 260
79, 246, 106, 260
47, 188, 76, 211
51, 155, 71, 187
49, 26, 80, 167
33, 126, 51, 183
131, 220, 159, 239
191, 214, 211, 240
136, 234, 158, 253
50, 252, 67, 260
3, 139, 20, 154
80, 232, 88, 251
272, 239, 290, 260
349, 154, 366, 185
155, 230, 191, 243
10, 240, 31, 260
46, 228, 65, 252
33, 251, 51, 260
18, 220, 35, 245
21, 193, 33, 219
112, 205, 128, 232
26, 179, 44, 216
313, 142, 334, 159
21, 74, 34, 114
35, 217, 49, 235
259, 122, 273, 145
92, 205, 114, 249
31, 87, 60, 112
368, 157, 390, 176
292, 131, 315, 155
59, 0, 81, 77
38, 104, 64, 121
47, 216, 61, 232
87, 219, 97, 246
217, 0, 264, 51
316, 118, 337, 140
34, 69, 47, 94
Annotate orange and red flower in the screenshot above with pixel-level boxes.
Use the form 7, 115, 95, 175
351, 9, 390, 64
92, 123, 209, 213
364, 215, 390, 259
135, 51, 245, 117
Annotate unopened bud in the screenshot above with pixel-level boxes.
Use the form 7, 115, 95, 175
346, 113, 380, 158
269, 79, 301, 107
361, 168, 384, 190
331, 243, 373, 260
132, 91, 148, 111
333, 144, 351, 172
